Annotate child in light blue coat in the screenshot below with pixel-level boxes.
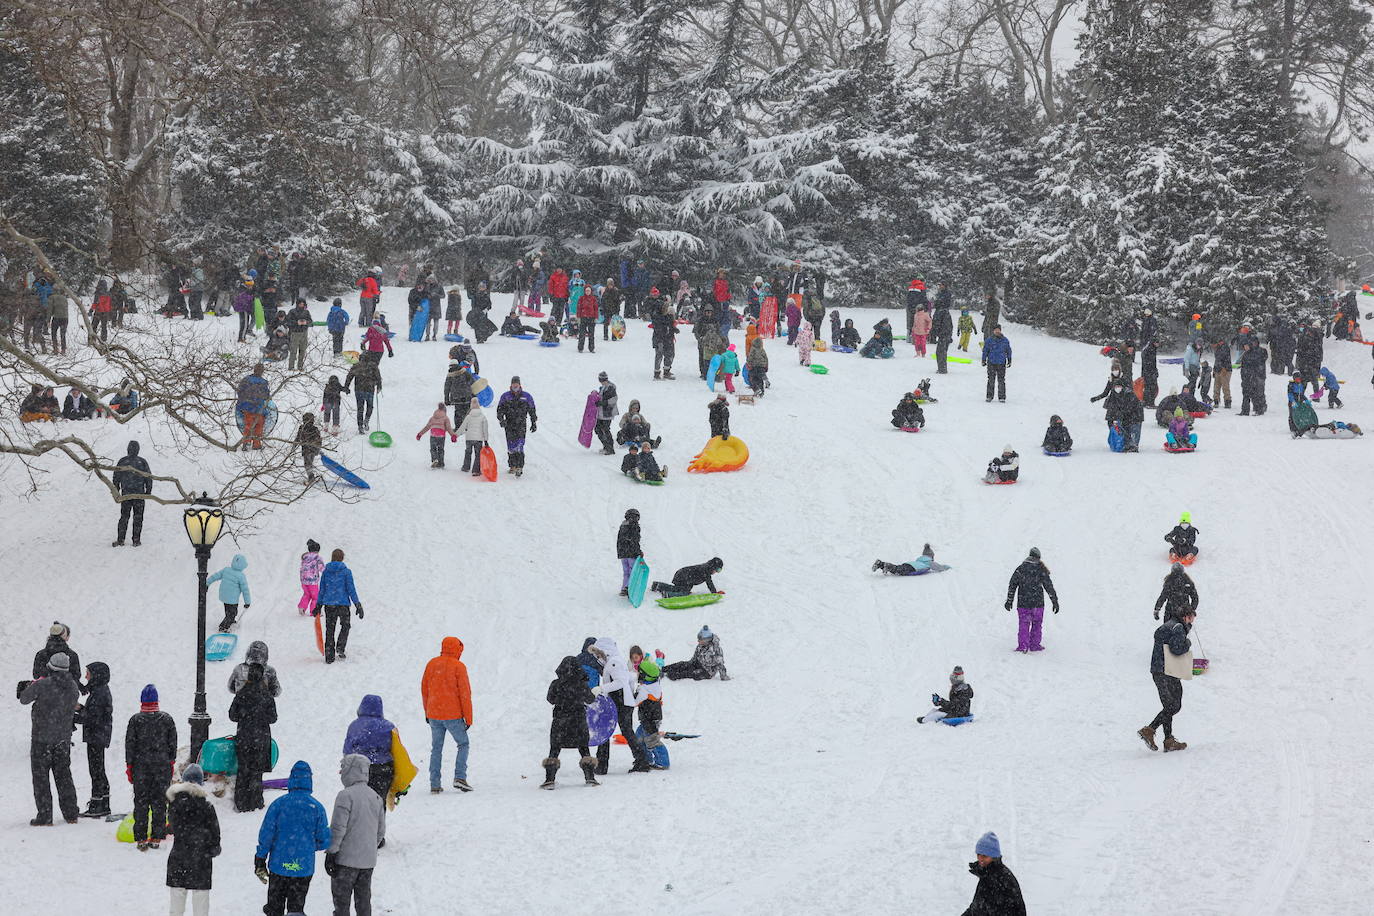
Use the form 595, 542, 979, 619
209, 555, 252, 632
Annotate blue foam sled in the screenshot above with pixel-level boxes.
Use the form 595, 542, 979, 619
320, 454, 370, 489
235, 399, 278, 436
205, 632, 237, 661
831, 345, 855, 353
940, 716, 975, 727
707, 353, 723, 391
628, 557, 650, 608
539, 340, 560, 347
408, 298, 429, 341
514, 333, 537, 340
444, 333, 466, 343
1043, 450, 1071, 457
587, 695, 617, 746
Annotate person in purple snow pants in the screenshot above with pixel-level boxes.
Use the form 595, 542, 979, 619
1005, 547, 1059, 653
615, 509, 641, 597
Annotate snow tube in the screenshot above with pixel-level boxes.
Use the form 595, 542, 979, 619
235, 400, 278, 436
586, 696, 617, 746
687, 435, 749, 473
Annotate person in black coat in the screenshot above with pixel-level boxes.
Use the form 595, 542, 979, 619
443, 360, 475, 426
1141, 610, 1195, 752
652, 557, 724, 598
1295, 322, 1323, 396
1041, 415, 1072, 453
1239, 340, 1268, 416
1102, 381, 1144, 451
962, 832, 1027, 916
20, 652, 81, 825
1164, 518, 1199, 559
616, 509, 642, 597
541, 656, 599, 789
891, 392, 925, 429
126, 684, 178, 848
931, 299, 954, 373
33, 622, 82, 691
1154, 564, 1199, 623
228, 664, 277, 813
76, 661, 112, 816
166, 764, 221, 914
112, 439, 152, 546
1006, 548, 1058, 653
708, 394, 730, 440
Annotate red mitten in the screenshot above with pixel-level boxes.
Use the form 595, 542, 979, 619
415, 433, 422, 441
126, 764, 133, 783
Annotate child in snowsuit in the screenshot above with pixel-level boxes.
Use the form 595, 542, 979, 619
541, 657, 599, 788
746, 337, 768, 395
295, 413, 321, 479
837, 319, 861, 350
263, 325, 289, 362
918, 666, 973, 723
294, 540, 323, 615
621, 443, 640, 476
708, 394, 730, 439
663, 626, 729, 680
416, 402, 458, 469
829, 311, 842, 346
719, 345, 740, 393
539, 320, 559, 344
873, 543, 950, 576
1319, 367, 1342, 408
637, 442, 667, 482
651, 557, 724, 598
1166, 408, 1195, 449
208, 555, 252, 632
321, 376, 344, 434
458, 396, 488, 476
76, 661, 113, 817
891, 392, 925, 429
1042, 415, 1073, 453
636, 661, 666, 766
957, 309, 977, 351
984, 446, 1019, 483
785, 297, 802, 345
911, 305, 931, 356
1164, 513, 1199, 559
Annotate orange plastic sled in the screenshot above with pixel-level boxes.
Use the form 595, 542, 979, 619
479, 445, 498, 481
687, 435, 749, 473
1168, 552, 1196, 566
314, 614, 325, 655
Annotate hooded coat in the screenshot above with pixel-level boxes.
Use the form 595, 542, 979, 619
1006, 558, 1058, 610
80, 662, 113, 746
444, 362, 474, 407
206, 554, 251, 604
577, 637, 603, 688
112, 441, 152, 495
318, 560, 360, 607
228, 672, 277, 773
21, 669, 80, 744
421, 637, 473, 724
1154, 568, 1199, 621
328, 754, 386, 869
343, 695, 396, 764
256, 761, 331, 877
591, 638, 636, 700
166, 781, 221, 890
496, 389, 537, 437
616, 518, 642, 559
33, 635, 81, 682
548, 657, 595, 749
228, 641, 281, 696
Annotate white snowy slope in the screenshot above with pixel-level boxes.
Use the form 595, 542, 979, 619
2, 286, 1372, 915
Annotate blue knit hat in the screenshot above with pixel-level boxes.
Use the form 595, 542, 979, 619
975, 832, 1001, 858
182, 764, 204, 785
140, 684, 158, 704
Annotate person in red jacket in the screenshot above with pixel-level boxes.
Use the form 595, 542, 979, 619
421, 637, 474, 792
713, 269, 730, 308
547, 268, 570, 325
576, 286, 600, 353
91, 279, 114, 343
356, 269, 381, 327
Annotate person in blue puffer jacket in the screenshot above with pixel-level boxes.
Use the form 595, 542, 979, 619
343, 694, 396, 800
316, 549, 363, 664
254, 760, 331, 914
1318, 366, 1342, 408
981, 325, 1012, 402
325, 299, 350, 355
208, 555, 251, 632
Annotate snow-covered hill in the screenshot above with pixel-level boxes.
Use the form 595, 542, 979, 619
3, 286, 1371, 914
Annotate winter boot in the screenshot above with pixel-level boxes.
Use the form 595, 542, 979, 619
1163, 736, 1187, 752
1137, 726, 1158, 751
618, 588, 629, 597
80, 796, 110, 818
540, 757, 559, 790
580, 756, 600, 786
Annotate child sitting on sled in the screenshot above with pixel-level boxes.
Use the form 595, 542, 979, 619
983, 445, 1019, 483
621, 442, 640, 476
539, 320, 559, 344
1041, 415, 1073, 453
918, 666, 973, 723
1165, 407, 1196, 449
891, 392, 925, 430
637, 441, 668, 482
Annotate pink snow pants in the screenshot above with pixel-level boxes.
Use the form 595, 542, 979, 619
297, 583, 319, 612
912, 334, 928, 356
1016, 606, 1044, 652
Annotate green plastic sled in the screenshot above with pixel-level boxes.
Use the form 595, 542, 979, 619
656, 593, 724, 609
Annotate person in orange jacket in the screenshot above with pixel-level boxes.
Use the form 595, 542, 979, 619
421, 637, 473, 792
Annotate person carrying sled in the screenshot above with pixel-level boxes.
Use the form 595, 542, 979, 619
207, 554, 252, 633
891, 391, 925, 430
1139, 608, 1196, 753
1006, 547, 1058, 653
651, 557, 724, 598
983, 445, 1019, 483
664, 626, 729, 681
917, 665, 973, 723
616, 509, 642, 597
342, 695, 397, 800
872, 543, 949, 576
1164, 513, 1199, 561
541, 656, 600, 789
1155, 562, 1199, 623
1041, 415, 1073, 453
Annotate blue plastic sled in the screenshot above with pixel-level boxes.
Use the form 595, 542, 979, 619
1159, 357, 1184, 365
940, 716, 975, 727
320, 454, 370, 489
707, 353, 723, 391
444, 333, 467, 343
205, 632, 237, 661
1043, 450, 1071, 457
514, 333, 537, 340
741, 365, 749, 387
587, 695, 617, 746
831, 345, 855, 353
538, 340, 560, 347
636, 725, 669, 768
1107, 424, 1125, 453
628, 557, 650, 608
408, 299, 430, 342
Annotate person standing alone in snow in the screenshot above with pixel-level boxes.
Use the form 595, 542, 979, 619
111, 439, 152, 546
961, 832, 1027, 916
421, 637, 474, 792
982, 325, 1012, 402
917, 665, 972, 723
1006, 548, 1059, 653
1139, 608, 1196, 752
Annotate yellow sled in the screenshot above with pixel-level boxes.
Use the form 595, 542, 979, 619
387, 729, 418, 810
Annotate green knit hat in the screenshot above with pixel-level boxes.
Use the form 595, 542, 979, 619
639, 660, 660, 681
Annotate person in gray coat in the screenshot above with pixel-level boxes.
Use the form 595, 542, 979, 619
326, 754, 386, 915
227, 641, 282, 697
20, 652, 81, 825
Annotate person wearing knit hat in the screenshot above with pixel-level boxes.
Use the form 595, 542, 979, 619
963, 831, 1026, 915
983, 444, 1019, 483
662, 624, 729, 682
918, 665, 974, 724
635, 659, 667, 766
299, 539, 324, 615
872, 542, 951, 577
496, 375, 537, 476
1164, 513, 1199, 561
1006, 547, 1058, 652
20, 649, 82, 825
165, 762, 219, 915
33, 622, 82, 692
616, 509, 642, 597
125, 684, 178, 850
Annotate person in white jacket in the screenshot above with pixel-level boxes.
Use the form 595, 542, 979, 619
588, 638, 652, 774
458, 396, 489, 477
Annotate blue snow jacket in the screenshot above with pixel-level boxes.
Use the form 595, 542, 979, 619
318, 561, 360, 607
34, 279, 53, 306
982, 335, 1012, 366
326, 304, 350, 333
256, 761, 331, 877
631, 265, 652, 294
236, 373, 270, 414
1319, 367, 1339, 393
206, 554, 251, 605
343, 694, 395, 765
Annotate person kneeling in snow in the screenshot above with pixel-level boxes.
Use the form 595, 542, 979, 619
918, 666, 973, 723
983, 445, 1019, 482
663, 626, 729, 681
873, 543, 949, 576
651, 558, 723, 597
891, 391, 925, 429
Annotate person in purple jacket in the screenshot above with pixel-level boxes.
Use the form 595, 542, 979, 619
343, 695, 396, 801
233, 282, 255, 343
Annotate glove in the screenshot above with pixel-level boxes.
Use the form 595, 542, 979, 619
1153, 610, 1160, 620
450, 435, 457, 443
254, 858, 269, 884
1052, 603, 1060, 615
355, 605, 364, 619
416, 433, 422, 441
931, 694, 941, 706
244, 604, 251, 609
126, 764, 133, 783
342, 387, 350, 395
312, 605, 321, 617
530, 422, 537, 433
324, 853, 338, 877
387, 350, 394, 357
1004, 600, 1012, 612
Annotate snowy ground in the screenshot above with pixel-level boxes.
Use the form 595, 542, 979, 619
3, 286, 1372, 914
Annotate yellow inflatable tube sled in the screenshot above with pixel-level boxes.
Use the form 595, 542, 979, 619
687, 435, 749, 473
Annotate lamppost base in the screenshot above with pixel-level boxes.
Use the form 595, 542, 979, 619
188, 711, 212, 766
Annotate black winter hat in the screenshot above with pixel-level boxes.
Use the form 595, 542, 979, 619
625, 509, 639, 520
709, 557, 724, 570
1029, 547, 1041, 559
307, 539, 320, 552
